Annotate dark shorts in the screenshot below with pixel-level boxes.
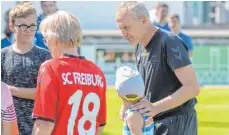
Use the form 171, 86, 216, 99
154, 108, 198, 135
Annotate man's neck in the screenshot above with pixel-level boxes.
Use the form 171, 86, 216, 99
140, 25, 159, 47
43, 13, 48, 17
155, 18, 167, 26
171, 29, 180, 35
12, 41, 34, 54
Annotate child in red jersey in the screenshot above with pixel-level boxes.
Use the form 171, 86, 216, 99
32, 11, 106, 135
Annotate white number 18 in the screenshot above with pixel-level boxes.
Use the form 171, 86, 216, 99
68, 89, 100, 135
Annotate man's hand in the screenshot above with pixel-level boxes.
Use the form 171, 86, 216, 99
132, 98, 158, 117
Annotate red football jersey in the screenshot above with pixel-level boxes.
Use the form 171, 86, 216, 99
33, 56, 106, 135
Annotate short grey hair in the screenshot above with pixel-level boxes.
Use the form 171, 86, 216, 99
40, 11, 82, 47
117, 1, 150, 20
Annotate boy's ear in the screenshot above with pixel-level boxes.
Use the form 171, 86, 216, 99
9, 23, 16, 32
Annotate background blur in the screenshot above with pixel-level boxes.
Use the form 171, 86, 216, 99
1, 1, 229, 86
1, 1, 229, 135
3, 1, 228, 86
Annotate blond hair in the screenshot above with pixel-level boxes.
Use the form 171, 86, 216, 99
116, 1, 149, 20
9, 2, 37, 24
40, 11, 82, 47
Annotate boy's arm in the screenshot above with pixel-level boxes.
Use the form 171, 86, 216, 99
97, 126, 105, 134
32, 120, 54, 135
97, 72, 107, 134
2, 121, 19, 135
126, 111, 144, 135
8, 86, 36, 100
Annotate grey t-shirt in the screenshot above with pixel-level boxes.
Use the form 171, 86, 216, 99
1, 45, 51, 135
135, 29, 196, 120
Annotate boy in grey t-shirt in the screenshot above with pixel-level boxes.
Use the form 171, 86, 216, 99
1, 45, 51, 135
1, 3, 51, 134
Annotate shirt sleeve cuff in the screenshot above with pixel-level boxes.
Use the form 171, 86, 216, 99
32, 115, 55, 123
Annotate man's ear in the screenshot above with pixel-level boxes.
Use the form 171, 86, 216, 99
140, 16, 149, 24
9, 23, 16, 32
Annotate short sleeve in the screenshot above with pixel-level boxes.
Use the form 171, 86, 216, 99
1, 50, 6, 81
166, 36, 191, 71
186, 36, 194, 51
99, 72, 107, 126
1, 82, 17, 122
32, 62, 59, 122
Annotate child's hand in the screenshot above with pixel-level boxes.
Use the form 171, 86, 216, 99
120, 105, 125, 121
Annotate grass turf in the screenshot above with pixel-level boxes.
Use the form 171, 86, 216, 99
101, 87, 229, 135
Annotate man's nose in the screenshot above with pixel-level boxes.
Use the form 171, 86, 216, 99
120, 30, 128, 38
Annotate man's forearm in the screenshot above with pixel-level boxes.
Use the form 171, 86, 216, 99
153, 84, 200, 115
9, 86, 36, 100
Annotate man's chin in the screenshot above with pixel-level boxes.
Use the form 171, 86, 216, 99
128, 41, 138, 46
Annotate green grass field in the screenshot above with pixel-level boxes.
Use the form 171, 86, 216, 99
101, 87, 229, 135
